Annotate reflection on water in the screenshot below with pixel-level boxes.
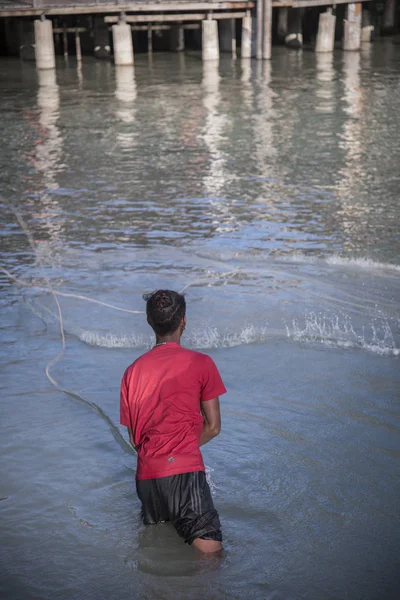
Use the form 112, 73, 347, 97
337, 52, 365, 234
0, 43, 399, 261
201, 61, 227, 198
28, 69, 64, 252
115, 66, 137, 150
254, 61, 276, 188
315, 53, 335, 114
35, 69, 62, 190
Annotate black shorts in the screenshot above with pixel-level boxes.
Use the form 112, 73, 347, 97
136, 471, 222, 545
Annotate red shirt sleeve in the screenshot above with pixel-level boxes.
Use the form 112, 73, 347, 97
120, 369, 131, 427
200, 355, 227, 402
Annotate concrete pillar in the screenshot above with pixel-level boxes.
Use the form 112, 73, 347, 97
383, 0, 397, 33
316, 9, 336, 52
202, 19, 219, 61
62, 23, 68, 59
75, 29, 82, 61
262, 0, 272, 59
93, 17, 111, 59
34, 18, 56, 70
277, 7, 288, 43
19, 20, 35, 61
4, 18, 20, 56
361, 8, 374, 42
169, 25, 184, 51
241, 11, 252, 58
219, 19, 235, 54
343, 3, 362, 51
256, 1, 263, 59
285, 8, 303, 48
112, 22, 134, 66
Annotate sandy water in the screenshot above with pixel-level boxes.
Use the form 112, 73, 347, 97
1, 39, 400, 600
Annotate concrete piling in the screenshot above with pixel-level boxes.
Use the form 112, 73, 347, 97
112, 21, 134, 66
241, 11, 252, 58
343, 3, 362, 51
202, 18, 219, 62
75, 29, 82, 61
34, 18, 56, 70
256, 0, 262, 59
277, 7, 288, 43
219, 19, 236, 55
316, 9, 336, 53
169, 25, 185, 52
262, 0, 272, 59
361, 8, 374, 43
19, 20, 35, 61
383, 0, 397, 34
94, 17, 111, 59
286, 8, 303, 49
63, 23, 68, 58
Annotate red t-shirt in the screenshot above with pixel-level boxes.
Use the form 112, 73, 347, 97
120, 342, 227, 480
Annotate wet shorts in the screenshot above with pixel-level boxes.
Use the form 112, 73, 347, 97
136, 471, 222, 545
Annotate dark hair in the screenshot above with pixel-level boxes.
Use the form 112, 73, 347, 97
143, 289, 186, 336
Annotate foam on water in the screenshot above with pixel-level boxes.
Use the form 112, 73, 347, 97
285, 312, 400, 356
79, 324, 269, 350
205, 465, 218, 496
280, 252, 400, 273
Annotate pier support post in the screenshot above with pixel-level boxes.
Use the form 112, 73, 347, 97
241, 11, 252, 58
19, 20, 35, 61
316, 9, 336, 52
277, 7, 288, 43
202, 18, 219, 61
361, 8, 374, 42
94, 17, 111, 59
5, 18, 20, 56
256, 0, 262, 58
34, 18, 56, 70
383, 0, 397, 34
112, 20, 134, 66
262, 0, 272, 59
343, 3, 362, 51
169, 25, 185, 52
285, 8, 303, 49
75, 29, 82, 62
219, 19, 236, 55
63, 23, 68, 59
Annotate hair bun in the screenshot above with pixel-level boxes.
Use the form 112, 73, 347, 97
157, 293, 173, 310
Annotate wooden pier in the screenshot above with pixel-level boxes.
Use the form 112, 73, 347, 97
0, 0, 398, 67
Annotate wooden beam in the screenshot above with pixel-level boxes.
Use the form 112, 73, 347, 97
53, 27, 86, 33
0, 2, 255, 18
291, 0, 370, 5
105, 12, 247, 24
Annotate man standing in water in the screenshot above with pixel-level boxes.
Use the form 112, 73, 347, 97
120, 289, 226, 553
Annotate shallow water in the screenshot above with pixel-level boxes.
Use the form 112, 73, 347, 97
1, 39, 400, 600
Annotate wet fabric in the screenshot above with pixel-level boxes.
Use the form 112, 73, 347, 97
136, 471, 222, 544
120, 342, 226, 480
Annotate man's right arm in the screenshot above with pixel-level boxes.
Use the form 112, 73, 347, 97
199, 397, 221, 446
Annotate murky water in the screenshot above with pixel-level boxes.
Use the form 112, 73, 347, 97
1, 39, 400, 600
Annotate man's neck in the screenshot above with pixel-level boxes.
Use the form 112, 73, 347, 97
155, 333, 181, 346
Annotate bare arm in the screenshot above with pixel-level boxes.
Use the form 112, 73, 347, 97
127, 427, 137, 451
199, 397, 221, 447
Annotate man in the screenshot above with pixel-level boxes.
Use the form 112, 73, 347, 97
120, 289, 226, 553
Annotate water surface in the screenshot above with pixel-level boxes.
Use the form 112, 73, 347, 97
1, 39, 400, 600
